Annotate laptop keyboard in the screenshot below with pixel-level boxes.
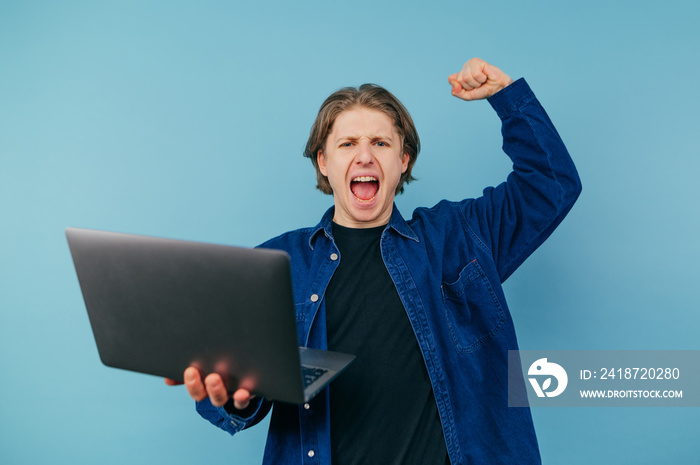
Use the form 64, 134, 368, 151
302, 366, 328, 388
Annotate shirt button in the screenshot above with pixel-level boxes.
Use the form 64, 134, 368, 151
330, 253, 338, 261
308, 450, 315, 457
310, 294, 319, 303
304, 403, 310, 410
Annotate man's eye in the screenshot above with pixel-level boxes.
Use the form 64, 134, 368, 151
341, 142, 353, 147
376, 141, 387, 147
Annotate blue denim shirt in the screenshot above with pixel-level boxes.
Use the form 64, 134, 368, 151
196, 78, 582, 465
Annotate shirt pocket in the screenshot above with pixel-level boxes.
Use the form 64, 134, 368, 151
441, 259, 506, 354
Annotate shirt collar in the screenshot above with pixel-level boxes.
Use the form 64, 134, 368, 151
308, 203, 419, 250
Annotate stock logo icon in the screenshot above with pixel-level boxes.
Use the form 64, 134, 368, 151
528, 358, 568, 398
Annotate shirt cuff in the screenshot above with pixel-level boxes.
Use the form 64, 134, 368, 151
195, 396, 264, 435
487, 77, 536, 119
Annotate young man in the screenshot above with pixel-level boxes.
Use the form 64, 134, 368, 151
169, 58, 582, 464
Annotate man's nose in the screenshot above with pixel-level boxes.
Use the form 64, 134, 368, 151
355, 139, 374, 164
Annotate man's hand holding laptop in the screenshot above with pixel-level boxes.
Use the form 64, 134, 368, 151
165, 367, 254, 410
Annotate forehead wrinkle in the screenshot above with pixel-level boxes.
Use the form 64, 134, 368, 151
332, 132, 399, 144
328, 107, 401, 146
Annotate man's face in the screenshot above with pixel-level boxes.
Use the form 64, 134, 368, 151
317, 106, 408, 228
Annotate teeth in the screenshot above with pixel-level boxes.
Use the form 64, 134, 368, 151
352, 176, 378, 182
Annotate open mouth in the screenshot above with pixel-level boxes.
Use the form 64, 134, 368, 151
350, 176, 379, 202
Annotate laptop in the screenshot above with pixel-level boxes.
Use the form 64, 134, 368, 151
65, 227, 355, 404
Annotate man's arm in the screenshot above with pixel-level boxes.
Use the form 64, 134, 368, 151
447, 58, 582, 281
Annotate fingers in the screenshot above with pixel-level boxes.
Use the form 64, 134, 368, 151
448, 59, 486, 95
448, 58, 513, 101
164, 378, 183, 386
460, 60, 488, 89
184, 366, 209, 402
448, 73, 462, 93
232, 388, 253, 410
203, 372, 230, 407
203, 375, 253, 410
179, 367, 255, 410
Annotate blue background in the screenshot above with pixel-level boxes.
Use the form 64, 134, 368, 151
1, 1, 698, 463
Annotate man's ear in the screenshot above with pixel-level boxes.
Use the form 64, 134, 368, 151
401, 151, 409, 173
317, 149, 328, 176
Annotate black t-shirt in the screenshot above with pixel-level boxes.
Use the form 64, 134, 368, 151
325, 222, 449, 465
